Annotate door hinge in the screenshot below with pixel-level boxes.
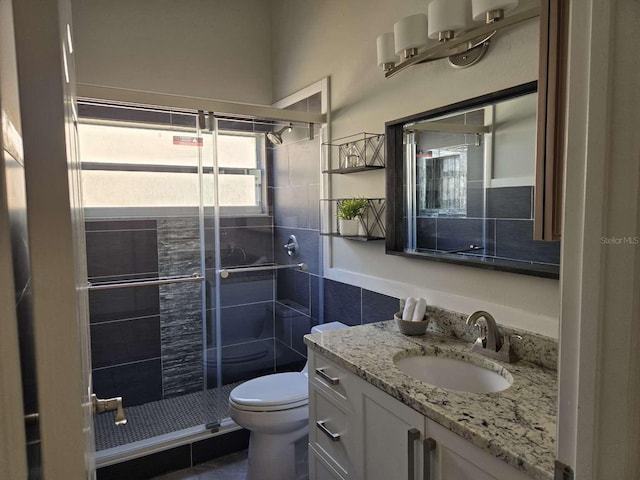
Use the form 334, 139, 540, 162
554, 460, 574, 480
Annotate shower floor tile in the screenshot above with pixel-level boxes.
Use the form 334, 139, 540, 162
95, 382, 243, 451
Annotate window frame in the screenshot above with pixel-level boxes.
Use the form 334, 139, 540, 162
78, 114, 269, 219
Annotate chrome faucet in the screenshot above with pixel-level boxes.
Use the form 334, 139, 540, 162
466, 311, 517, 363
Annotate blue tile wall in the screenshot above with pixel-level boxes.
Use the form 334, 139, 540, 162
86, 220, 163, 407
219, 302, 274, 346
274, 227, 320, 275
86, 226, 158, 279
272, 132, 322, 367
324, 279, 362, 326
324, 279, 400, 326
414, 185, 560, 268
496, 219, 561, 264
277, 268, 310, 313
92, 359, 162, 407
89, 285, 159, 324
487, 186, 533, 219
436, 218, 496, 256
90, 317, 160, 368
416, 218, 437, 250
206, 339, 276, 385
362, 290, 400, 324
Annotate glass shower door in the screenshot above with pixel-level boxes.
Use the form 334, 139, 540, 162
202, 115, 279, 423
79, 103, 218, 454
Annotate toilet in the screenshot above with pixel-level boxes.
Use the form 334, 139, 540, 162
228, 321, 348, 480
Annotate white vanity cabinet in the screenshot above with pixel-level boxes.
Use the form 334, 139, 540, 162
308, 350, 533, 480
308, 351, 360, 479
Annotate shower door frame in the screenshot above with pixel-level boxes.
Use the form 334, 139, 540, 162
77, 84, 326, 467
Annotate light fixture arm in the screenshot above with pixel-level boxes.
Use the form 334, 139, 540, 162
384, 6, 539, 78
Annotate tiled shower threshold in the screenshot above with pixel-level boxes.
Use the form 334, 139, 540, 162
95, 382, 243, 467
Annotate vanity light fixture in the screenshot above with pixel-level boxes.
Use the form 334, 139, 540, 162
393, 14, 429, 60
376, 32, 396, 72
428, 0, 468, 42
379, 0, 538, 75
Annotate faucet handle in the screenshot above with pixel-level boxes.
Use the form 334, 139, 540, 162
497, 334, 521, 363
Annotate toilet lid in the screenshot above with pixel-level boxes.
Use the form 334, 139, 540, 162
229, 372, 308, 411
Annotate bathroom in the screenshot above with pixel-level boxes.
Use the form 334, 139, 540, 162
0, 1, 638, 480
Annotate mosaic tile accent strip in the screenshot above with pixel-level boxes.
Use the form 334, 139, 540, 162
158, 218, 204, 398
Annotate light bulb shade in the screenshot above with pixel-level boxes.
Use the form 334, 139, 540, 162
428, 0, 468, 39
394, 14, 429, 54
472, 0, 519, 22
376, 32, 397, 66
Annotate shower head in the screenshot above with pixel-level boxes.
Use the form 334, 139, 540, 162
266, 123, 292, 145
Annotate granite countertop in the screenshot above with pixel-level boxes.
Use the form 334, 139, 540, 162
305, 320, 557, 480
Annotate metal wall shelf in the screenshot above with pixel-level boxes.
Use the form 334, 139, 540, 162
322, 165, 385, 174
320, 198, 386, 241
322, 133, 385, 171
321, 133, 386, 241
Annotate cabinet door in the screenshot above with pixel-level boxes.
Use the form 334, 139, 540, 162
428, 420, 532, 480
362, 388, 427, 480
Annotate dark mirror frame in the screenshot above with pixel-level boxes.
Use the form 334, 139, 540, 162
385, 81, 560, 279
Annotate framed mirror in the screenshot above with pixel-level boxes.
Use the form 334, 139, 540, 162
385, 82, 560, 278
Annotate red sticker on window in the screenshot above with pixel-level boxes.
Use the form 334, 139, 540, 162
173, 136, 203, 146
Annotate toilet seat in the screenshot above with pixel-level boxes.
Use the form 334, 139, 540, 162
229, 372, 308, 412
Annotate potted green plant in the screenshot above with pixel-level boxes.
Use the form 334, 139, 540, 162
337, 197, 368, 236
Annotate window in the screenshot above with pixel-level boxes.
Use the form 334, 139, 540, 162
78, 106, 266, 216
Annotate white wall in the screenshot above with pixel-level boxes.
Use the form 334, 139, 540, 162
271, 0, 559, 336
0, 0, 20, 130
71, 0, 273, 104
492, 93, 536, 180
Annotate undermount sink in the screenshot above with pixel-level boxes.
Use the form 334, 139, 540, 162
394, 354, 512, 394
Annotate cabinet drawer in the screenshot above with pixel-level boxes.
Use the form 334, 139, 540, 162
309, 387, 354, 478
309, 444, 347, 480
310, 353, 352, 402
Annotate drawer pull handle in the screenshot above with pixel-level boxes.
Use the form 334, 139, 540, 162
317, 420, 341, 442
423, 437, 436, 480
315, 367, 340, 385
407, 428, 420, 480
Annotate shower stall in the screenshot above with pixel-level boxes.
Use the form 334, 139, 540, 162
78, 95, 324, 464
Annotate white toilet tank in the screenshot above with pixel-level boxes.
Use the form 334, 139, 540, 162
302, 321, 348, 374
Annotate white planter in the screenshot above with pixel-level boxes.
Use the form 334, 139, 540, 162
338, 218, 359, 236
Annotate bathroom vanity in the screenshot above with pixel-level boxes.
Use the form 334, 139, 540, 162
305, 320, 557, 480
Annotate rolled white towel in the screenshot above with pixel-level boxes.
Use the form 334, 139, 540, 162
402, 297, 417, 320
412, 298, 427, 322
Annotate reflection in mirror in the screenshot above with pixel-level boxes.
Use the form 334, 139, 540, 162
386, 83, 560, 278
